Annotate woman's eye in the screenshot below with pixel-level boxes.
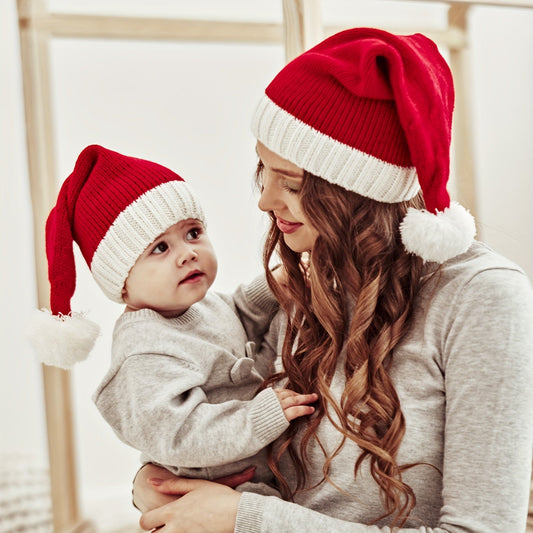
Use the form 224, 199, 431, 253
281, 180, 301, 194
152, 242, 168, 255
186, 228, 201, 241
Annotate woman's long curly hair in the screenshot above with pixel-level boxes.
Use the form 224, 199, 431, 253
260, 167, 426, 527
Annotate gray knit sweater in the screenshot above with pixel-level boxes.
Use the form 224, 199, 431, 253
235, 242, 533, 533
93, 274, 288, 484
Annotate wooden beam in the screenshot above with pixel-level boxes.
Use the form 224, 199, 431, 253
19, 13, 283, 43
16, 0, 94, 531
282, 0, 323, 62
20, 10, 469, 51
447, 4, 479, 224
395, 0, 533, 8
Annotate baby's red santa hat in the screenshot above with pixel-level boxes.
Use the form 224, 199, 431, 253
252, 27, 476, 262
28, 145, 205, 369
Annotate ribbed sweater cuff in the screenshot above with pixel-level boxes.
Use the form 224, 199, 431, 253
235, 492, 266, 533
250, 388, 289, 444
243, 274, 278, 314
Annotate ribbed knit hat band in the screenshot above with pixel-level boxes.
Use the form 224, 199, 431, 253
252, 27, 476, 263
92, 180, 203, 302
252, 95, 420, 203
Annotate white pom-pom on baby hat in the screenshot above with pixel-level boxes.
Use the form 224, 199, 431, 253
26, 309, 100, 370
400, 202, 476, 263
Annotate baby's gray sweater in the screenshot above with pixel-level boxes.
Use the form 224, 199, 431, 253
93, 275, 288, 483
235, 242, 533, 532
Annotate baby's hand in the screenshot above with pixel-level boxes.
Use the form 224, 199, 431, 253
274, 389, 318, 422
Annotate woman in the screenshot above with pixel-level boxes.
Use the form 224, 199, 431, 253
133, 28, 533, 532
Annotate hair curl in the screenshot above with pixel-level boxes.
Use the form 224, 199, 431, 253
260, 168, 426, 526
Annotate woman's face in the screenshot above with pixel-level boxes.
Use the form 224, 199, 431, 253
256, 142, 319, 253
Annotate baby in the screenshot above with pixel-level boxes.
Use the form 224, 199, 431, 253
29, 144, 316, 492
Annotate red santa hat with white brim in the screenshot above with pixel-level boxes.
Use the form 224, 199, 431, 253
28, 145, 205, 369
251, 27, 476, 262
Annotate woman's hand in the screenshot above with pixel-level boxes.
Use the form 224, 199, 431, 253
133, 463, 181, 512
133, 463, 255, 514
139, 478, 241, 533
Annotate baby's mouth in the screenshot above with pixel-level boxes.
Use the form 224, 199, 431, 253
180, 270, 204, 284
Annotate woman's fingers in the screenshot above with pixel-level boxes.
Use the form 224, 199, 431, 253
139, 481, 240, 533
139, 505, 167, 531
212, 466, 255, 487
133, 464, 180, 512
140, 478, 210, 530
148, 476, 205, 496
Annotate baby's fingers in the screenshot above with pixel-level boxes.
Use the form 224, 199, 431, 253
283, 403, 316, 421
278, 392, 318, 421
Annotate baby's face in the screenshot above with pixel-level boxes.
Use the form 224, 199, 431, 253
122, 219, 217, 317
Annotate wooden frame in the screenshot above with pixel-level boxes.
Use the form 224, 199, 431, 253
16, 0, 533, 530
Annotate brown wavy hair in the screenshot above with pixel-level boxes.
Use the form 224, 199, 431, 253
260, 167, 426, 526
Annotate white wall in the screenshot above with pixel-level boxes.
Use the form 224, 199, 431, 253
1, 1, 532, 530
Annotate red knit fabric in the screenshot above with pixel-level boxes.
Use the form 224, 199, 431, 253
71, 147, 184, 265
264, 28, 454, 213
46, 145, 186, 316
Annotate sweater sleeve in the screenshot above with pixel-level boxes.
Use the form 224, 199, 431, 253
438, 267, 533, 532
250, 310, 285, 379
94, 353, 289, 469
235, 267, 533, 533
231, 274, 279, 347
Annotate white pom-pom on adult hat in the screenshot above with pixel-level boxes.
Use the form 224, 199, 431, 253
28, 145, 205, 369
252, 27, 475, 262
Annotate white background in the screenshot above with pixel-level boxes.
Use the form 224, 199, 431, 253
1, 1, 532, 530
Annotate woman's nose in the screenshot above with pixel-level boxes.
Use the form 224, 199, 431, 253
258, 174, 280, 212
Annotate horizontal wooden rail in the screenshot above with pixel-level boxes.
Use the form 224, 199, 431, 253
19, 14, 283, 42
401, 0, 533, 8
18, 13, 469, 49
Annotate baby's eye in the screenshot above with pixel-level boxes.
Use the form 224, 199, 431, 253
186, 228, 201, 241
151, 241, 169, 254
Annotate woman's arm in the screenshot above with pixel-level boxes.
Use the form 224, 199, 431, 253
138, 481, 431, 533
436, 268, 533, 531
231, 274, 280, 347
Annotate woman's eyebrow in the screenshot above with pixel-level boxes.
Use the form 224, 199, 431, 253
272, 167, 303, 179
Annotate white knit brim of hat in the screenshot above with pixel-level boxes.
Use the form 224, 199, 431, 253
91, 180, 205, 303
252, 94, 421, 203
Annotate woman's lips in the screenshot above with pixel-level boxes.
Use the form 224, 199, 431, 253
276, 217, 302, 234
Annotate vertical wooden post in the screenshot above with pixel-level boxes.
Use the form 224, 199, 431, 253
448, 3, 479, 223
282, 0, 323, 62
16, 1, 93, 531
